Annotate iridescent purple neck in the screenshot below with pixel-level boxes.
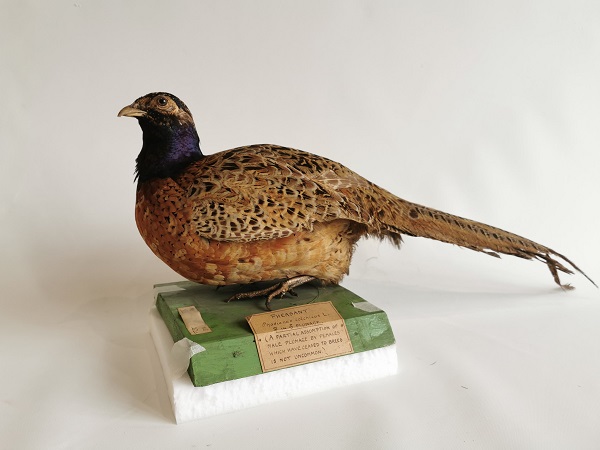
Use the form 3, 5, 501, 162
135, 120, 202, 183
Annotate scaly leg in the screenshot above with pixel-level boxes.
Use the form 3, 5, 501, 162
227, 276, 316, 310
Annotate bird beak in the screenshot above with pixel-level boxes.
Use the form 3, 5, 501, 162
117, 104, 147, 118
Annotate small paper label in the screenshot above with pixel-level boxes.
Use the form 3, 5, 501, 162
246, 302, 353, 372
178, 306, 212, 335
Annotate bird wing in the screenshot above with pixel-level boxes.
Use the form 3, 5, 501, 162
179, 144, 367, 242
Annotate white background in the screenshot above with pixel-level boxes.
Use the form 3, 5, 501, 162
2, 1, 599, 448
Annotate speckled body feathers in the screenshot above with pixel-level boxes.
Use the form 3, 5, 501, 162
135, 144, 369, 285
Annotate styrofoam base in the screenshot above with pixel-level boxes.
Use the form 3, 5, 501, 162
149, 307, 399, 423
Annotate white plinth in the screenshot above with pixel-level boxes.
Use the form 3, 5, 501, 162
149, 308, 399, 423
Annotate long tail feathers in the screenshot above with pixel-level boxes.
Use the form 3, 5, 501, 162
371, 197, 596, 289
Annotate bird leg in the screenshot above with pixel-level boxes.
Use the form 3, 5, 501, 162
227, 275, 316, 310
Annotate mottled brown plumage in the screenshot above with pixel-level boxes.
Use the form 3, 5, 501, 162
119, 92, 595, 309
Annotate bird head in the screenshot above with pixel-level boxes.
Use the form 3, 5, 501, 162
119, 92, 202, 182
118, 92, 195, 128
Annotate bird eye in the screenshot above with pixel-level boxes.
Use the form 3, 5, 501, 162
157, 97, 168, 107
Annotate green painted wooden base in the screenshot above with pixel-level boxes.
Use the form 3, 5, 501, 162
155, 281, 396, 387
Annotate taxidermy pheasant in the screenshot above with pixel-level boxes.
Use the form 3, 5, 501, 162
118, 92, 595, 309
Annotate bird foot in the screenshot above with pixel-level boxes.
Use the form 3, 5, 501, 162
226, 276, 316, 310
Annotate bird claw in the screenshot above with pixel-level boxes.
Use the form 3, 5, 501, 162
226, 276, 315, 310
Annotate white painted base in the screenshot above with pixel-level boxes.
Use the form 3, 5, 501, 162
149, 308, 399, 423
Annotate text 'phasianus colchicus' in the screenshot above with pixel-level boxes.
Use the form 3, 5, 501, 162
119, 92, 595, 309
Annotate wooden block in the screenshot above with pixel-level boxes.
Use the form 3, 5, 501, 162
155, 281, 396, 387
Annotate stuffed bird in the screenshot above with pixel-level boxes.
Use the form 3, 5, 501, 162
119, 92, 595, 309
